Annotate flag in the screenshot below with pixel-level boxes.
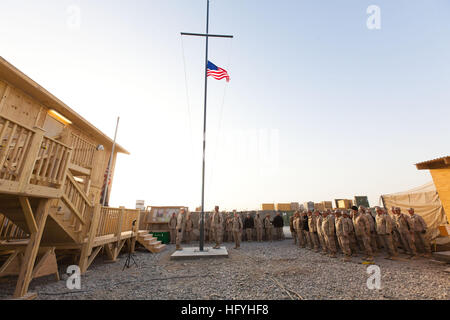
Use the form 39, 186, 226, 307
207, 61, 230, 82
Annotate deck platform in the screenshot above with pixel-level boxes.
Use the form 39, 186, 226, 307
170, 246, 228, 260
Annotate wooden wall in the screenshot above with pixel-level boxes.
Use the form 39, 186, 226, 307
0, 79, 119, 206
430, 168, 450, 224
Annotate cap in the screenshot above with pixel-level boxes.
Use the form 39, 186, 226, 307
351, 206, 358, 211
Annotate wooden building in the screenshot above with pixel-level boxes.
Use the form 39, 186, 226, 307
0, 57, 164, 299
416, 156, 450, 225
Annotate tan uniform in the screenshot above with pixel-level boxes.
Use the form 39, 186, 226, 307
353, 213, 374, 258
335, 216, 351, 258
211, 211, 224, 247
375, 213, 397, 257
322, 215, 337, 256
175, 212, 186, 248
232, 215, 243, 248
393, 213, 417, 255
207, 215, 214, 243
364, 212, 379, 252
343, 216, 359, 254
169, 216, 177, 244
289, 215, 297, 244
185, 218, 194, 244
293, 216, 304, 247
308, 215, 320, 251
410, 213, 431, 254
255, 215, 263, 242
316, 215, 327, 253
225, 217, 233, 242
264, 217, 273, 241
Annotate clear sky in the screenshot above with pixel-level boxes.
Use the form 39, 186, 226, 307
1, 0, 449, 211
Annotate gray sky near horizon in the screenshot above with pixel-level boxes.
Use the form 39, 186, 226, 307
1, 0, 449, 211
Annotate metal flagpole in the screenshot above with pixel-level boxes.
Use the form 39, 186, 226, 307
181, 0, 233, 252
102, 116, 120, 207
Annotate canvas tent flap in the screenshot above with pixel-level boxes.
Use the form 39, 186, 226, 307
381, 182, 447, 239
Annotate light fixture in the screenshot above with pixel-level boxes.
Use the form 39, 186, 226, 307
96, 144, 104, 151
48, 109, 72, 125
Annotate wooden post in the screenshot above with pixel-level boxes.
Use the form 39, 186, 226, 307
17, 127, 45, 193
13, 198, 50, 298
79, 204, 101, 273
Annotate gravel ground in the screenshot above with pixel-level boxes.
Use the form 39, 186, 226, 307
0, 236, 449, 300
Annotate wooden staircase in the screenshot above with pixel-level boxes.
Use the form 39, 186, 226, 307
136, 230, 166, 253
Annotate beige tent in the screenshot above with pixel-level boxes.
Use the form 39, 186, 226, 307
381, 182, 447, 239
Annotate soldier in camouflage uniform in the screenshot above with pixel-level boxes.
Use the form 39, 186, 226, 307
335, 210, 351, 261
211, 206, 224, 249
293, 211, 304, 247
308, 211, 320, 252
351, 206, 374, 260
175, 208, 187, 250
302, 211, 312, 249
185, 213, 194, 244
408, 208, 431, 257
316, 211, 327, 254
393, 207, 418, 258
375, 206, 397, 259
361, 206, 379, 253
232, 210, 243, 249
169, 212, 177, 244
255, 212, 264, 242
342, 210, 358, 256
290, 212, 297, 245
322, 210, 337, 258
225, 213, 233, 242
264, 214, 273, 241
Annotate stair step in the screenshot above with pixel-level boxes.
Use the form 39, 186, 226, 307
138, 230, 149, 235
153, 244, 166, 252
147, 240, 160, 245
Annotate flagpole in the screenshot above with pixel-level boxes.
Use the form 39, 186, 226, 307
102, 116, 120, 207
199, 0, 210, 252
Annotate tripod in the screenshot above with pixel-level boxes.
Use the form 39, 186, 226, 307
123, 220, 138, 271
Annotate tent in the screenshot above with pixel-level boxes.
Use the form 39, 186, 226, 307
380, 182, 447, 239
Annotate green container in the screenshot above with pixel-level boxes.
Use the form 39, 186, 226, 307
152, 231, 170, 244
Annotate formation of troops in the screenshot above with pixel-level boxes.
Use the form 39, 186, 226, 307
290, 206, 432, 261
168, 205, 433, 261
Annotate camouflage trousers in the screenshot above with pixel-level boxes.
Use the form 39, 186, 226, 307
185, 231, 192, 244
379, 234, 397, 256
170, 229, 176, 244
265, 228, 273, 241
357, 234, 374, 257
291, 230, 297, 244
233, 231, 241, 247
337, 235, 351, 257
303, 230, 311, 248
414, 231, 431, 254
295, 229, 304, 247
309, 232, 320, 251
317, 232, 327, 253
370, 232, 379, 252
256, 227, 263, 242
349, 232, 360, 254
226, 231, 233, 242
324, 234, 337, 254
398, 231, 417, 255
175, 228, 184, 247
212, 228, 223, 247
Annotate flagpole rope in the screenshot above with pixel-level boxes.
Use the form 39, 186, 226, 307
208, 37, 234, 197
180, 35, 196, 164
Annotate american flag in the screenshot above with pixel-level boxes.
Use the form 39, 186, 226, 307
207, 61, 230, 82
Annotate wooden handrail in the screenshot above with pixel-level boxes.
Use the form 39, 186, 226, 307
70, 133, 96, 169
0, 213, 29, 240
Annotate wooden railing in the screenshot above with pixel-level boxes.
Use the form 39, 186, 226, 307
0, 213, 28, 241
0, 115, 36, 182
70, 133, 96, 169
61, 172, 93, 233
96, 207, 140, 237
31, 136, 72, 188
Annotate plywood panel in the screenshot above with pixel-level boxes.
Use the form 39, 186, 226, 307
0, 86, 41, 127
430, 168, 450, 223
